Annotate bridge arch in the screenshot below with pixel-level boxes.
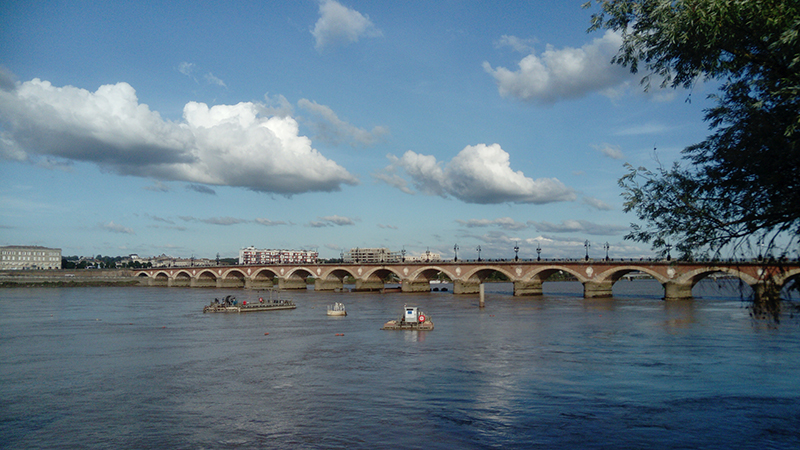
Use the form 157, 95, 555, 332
194, 269, 218, 288
220, 268, 247, 288
173, 270, 192, 287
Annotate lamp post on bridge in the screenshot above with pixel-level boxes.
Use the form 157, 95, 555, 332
514, 242, 520, 261
666, 243, 672, 261
536, 241, 541, 261
426, 247, 431, 262
584, 240, 590, 261
476, 245, 482, 262
401, 247, 406, 262
454, 244, 459, 262
604, 242, 609, 261
757, 238, 764, 261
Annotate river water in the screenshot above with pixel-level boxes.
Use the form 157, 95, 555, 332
1, 280, 798, 449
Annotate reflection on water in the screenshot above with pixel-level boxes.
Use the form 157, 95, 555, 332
1, 280, 799, 449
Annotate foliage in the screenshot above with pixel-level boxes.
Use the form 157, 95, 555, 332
585, 0, 800, 258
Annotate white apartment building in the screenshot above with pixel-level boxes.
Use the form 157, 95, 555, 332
343, 247, 403, 263
239, 247, 319, 265
0, 246, 62, 270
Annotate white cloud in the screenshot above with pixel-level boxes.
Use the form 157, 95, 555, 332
529, 219, 628, 236
100, 221, 135, 234
379, 143, 576, 204
495, 35, 536, 53
204, 72, 227, 88
298, 98, 387, 147
318, 215, 356, 226
312, 0, 382, 50
0, 78, 358, 195
456, 217, 529, 230
594, 143, 624, 160
483, 30, 633, 104
255, 218, 288, 226
582, 196, 613, 211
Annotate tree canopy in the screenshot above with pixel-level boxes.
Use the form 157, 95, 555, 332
585, 0, 800, 259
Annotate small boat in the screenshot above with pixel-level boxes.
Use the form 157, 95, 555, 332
381, 305, 433, 331
203, 291, 296, 313
327, 302, 347, 316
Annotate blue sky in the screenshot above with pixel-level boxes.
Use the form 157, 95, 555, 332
0, 0, 715, 261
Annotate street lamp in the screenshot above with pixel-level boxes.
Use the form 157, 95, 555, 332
665, 243, 672, 261
584, 240, 590, 261
514, 242, 520, 261
476, 245, 482, 262
604, 242, 610, 261
454, 244, 459, 262
757, 238, 764, 261
536, 241, 542, 261
401, 247, 406, 262
426, 247, 431, 262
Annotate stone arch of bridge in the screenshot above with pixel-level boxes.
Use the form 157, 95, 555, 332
362, 266, 403, 282
284, 267, 315, 280
674, 266, 759, 290
318, 267, 357, 282
136, 271, 150, 278
152, 271, 170, 286
252, 268, 280, 281
221, 269, 247, 287
406, 266, 452, 282
774, 267, 800, 288
459, 266, 515, 282
592, 266, 669, 285
521, 266, 588, 283
174, 270, 192, 279
195, 270, 218, 281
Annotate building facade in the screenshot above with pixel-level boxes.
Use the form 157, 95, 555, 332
239, 247, 319, 265
343, 247, 403, 263
0, 246, 62, 270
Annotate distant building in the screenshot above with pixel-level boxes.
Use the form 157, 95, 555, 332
343, 247, 403, 263
239, 247, 318, 265
0, 245, 62, 270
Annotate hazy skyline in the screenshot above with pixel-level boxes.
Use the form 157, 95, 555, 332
1, 0, 713, 260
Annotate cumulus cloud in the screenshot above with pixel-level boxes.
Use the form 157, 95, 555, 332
529, 219, 628, 236
298, 98, 387, 147
483, 30, 633, 104
378, 143, 576, 204
100, 221, 135, 234
312, 0, 382, 50
456, 217, 529, 230
0, 78, 358, 195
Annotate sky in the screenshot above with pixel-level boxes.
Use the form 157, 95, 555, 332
0, 0, 717, 261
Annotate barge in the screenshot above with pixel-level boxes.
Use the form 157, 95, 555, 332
381, 305, 433, 331
203, 292, 295, 313
327, 302, 347, 316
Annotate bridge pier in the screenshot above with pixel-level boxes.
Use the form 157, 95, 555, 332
354, 278, 384, 291
453, 280, 480, 295
401, 279, 430, 293
663, 281, 693, 300
277, 276, 308, 290
191, 277, 216, 288
314, 277, 344, 291
513, 280, 543, 296
246, 278, 275, 290
583, 281, 613, 298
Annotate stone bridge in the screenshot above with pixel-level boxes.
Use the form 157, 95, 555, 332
133, 260, 800, 300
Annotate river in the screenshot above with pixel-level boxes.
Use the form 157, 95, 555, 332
1, 280, 798, 449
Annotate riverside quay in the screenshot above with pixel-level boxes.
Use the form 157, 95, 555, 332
134, 260, 800, 301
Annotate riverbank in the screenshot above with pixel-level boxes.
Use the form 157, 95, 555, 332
0, 269, 141, 287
